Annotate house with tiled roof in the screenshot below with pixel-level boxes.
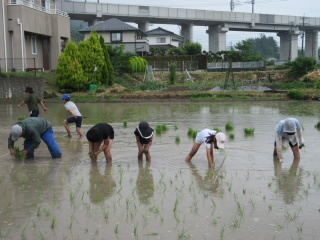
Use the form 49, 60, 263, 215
145, 27, 184, 50
79, 18, 149, 56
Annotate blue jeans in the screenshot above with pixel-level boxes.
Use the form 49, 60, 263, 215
24, 128, 62, 158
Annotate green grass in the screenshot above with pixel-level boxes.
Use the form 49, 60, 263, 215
175, 136, 181, 144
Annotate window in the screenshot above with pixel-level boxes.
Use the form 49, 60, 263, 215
111, 32, 122, 42
61, 38, 67, 52
156, 37, 166, 43
31, 35, 37, 55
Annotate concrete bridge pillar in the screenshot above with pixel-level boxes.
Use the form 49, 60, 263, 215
278, 31, 300, 61
180, 23, 193, 43
137, 21, 149, 32
305, 30, 318, 60
206, 25, 229, 53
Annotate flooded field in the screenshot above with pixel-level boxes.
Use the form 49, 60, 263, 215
0, 101, 320, 240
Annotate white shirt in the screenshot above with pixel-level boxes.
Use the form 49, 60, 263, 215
64, 101, 82, 117
195, 128, 218, 148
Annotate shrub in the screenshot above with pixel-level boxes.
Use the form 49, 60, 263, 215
169, 63, 177, 85
286, 56, 317, 78
287, 89, 304, 100
314, 79, 320, 89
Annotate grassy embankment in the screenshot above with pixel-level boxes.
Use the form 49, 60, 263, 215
2, 69, 320, 102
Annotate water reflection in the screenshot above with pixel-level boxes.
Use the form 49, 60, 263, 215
273, 158, 303, 204
136, 161, 154, 205
89, 164, 116, 204
187, 162, 223, 195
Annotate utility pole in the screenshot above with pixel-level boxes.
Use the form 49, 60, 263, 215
251, 0, 255, 14
230, 0, 235, 12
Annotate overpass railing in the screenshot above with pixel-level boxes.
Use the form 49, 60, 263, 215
7, 0, 69, 17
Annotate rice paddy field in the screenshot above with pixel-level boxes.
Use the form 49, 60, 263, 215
0, 101, 320, 240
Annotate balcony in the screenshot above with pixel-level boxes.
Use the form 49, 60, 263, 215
7, 0, 69, 18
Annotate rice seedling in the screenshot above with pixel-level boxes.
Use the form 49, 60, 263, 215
244, 128, 255, 135
114, 224, 119, 234
51, 216, 56, 229
175, 136, 181, 143
315, 121, 320, 130
249, 199, 256, 211
187, 128, 198, 139
225, 122, 234, 131
268, 204, 272, 211
220, 226, 225, 240
133, 223, 138, 236
213, 127, 222, 132
123, 120, 128, 128
228, 133, 235, 140
156, 124, 169, 135
237, 201, 244, 217
230, 217, 241, 228
174, 124, 179, 130
144, 233, 159, 236
177, 228, 191, 239
17, 116, 26, 121
13, 146, 26, 160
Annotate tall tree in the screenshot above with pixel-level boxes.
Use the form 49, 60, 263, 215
247, 34, 279, 59
99, 36, 115, 86
78, 32, 105, 85
56, 41, 86, 91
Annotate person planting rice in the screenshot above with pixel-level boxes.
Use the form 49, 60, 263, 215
18, 86, 47, 117
134, 121, 154, 161
8, 117, 62, 159
86, 123, 114, 163
61, 94, 84, 138
273, 118, 304, 161
185, 128, 226, 168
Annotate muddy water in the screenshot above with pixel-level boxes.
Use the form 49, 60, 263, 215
0, 101, 320, 240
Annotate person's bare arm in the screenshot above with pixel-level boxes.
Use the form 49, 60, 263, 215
40, 101, 47, 111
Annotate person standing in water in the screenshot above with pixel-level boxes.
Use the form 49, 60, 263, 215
18, 87, 47, 117
61, 94, 84, 138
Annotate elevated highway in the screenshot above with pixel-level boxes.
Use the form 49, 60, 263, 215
57, 1, 320, 60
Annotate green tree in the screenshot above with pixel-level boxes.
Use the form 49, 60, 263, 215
247, 34, 279, 59
150, 47, 166, 56
78, 32, 105, 85
183, 42, 202, 55
234, 40, 263, 61
167, 47, 186, 56
56, 41, 86, 91
286, 56, 317, 78
107, 45, 136, 74
99, 36, 115, 86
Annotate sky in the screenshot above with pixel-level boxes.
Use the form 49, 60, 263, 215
96, 0, 320, 51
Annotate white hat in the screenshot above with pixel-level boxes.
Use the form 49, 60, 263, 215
11, 124, 22, 141
283, 119, 296, 133
215, 132, 226, 149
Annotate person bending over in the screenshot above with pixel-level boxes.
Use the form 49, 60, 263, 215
134, 121, 154, 161
86, 123, 114, 163
185, 128, 226, 168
